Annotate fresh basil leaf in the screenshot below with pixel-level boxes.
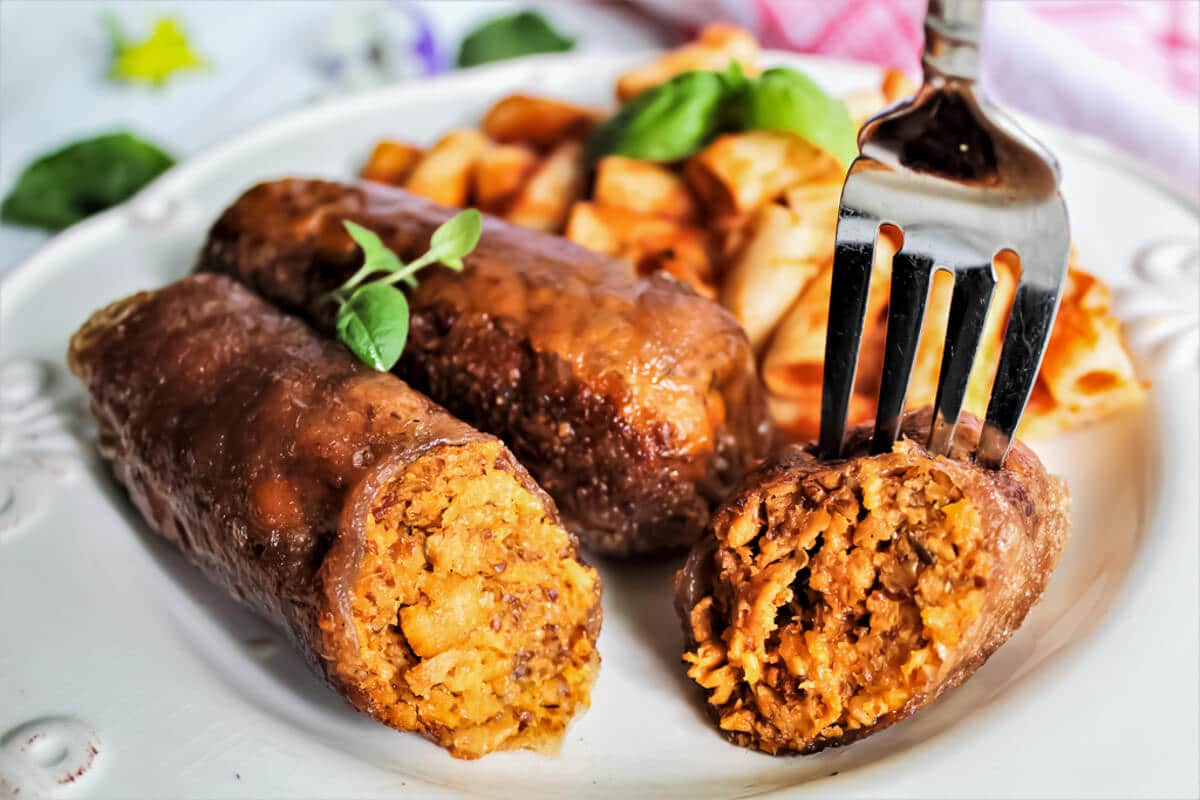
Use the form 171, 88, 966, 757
335, 283, 410, 371
732, 67, 858, 167
426, 209, 482, 269
585, 70, 727, 163
106, 16, 206, 87
344, 220, 405, 278
0, 132, 175, 231
722, 60, 748, 91
457, 11, 574, 68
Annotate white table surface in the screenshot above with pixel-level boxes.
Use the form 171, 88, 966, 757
0, 0, 666, 279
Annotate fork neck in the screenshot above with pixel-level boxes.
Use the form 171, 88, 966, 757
923, 0, 982, 85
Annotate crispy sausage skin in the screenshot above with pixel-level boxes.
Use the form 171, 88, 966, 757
197, 179, 771, 556
69, 274, 602, 759
675, 410, 1069, 754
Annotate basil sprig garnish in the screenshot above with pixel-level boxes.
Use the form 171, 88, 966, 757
329, 211, 482, 371
585, 63, 858, 168
731, 67, 858, 168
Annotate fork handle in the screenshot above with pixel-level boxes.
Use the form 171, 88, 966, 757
923, 0, 982, 83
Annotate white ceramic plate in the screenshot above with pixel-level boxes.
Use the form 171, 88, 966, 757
1, 52, 1197, 800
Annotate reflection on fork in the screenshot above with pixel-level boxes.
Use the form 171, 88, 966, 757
818, 0, 1070, 469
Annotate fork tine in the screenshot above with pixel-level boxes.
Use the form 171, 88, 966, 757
977, 235, 1069, 467
819, 208, 878, 460
871, 250, 933, 454
927, 264, 996, 455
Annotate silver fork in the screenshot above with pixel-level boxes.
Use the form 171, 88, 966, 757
818, 0, 1070, 469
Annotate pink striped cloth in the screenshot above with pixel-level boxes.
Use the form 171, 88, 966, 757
632, 0, 1200, 188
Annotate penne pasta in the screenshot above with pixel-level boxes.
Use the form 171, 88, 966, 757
403, 129, 488, 208
481, 94, 604, 149
1037, 269, 1145, 417
593, 156, 698, 223
897, 268, 957, 411
882, 67, 919, 103
565, 201, 715, 297
686, 131, 841, 218
505, 141, 586, 232
473, 143, 539, 214
614, 23, 761, 102
361, 139, 424, 186
960, 251, 1021, 419
720, 201, 834, 351
762, 226, 898, 435
842, 87, 888, 129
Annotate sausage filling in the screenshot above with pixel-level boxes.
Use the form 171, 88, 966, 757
683, 456, 992, 753
337, 441, 600, 759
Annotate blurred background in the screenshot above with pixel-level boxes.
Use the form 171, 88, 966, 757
1, 0, 1197, 275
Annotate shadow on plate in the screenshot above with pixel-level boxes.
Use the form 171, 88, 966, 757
90, 472, 365, 724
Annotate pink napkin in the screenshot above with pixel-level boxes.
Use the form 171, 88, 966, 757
632, 0, 1200, 189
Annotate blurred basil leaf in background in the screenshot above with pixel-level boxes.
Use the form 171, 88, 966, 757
584, 70, 728, 163
730, 67, 858, 167
0, 133, 175, 231
457, 10, 574, 68
105, 14, 206, 87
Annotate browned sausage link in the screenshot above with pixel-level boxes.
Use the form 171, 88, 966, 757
675, 409, 1069, 755
68, 274, 601, 759
196, 179, 772, 556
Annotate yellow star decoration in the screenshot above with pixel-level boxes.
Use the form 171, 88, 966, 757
109, 18, 206, 87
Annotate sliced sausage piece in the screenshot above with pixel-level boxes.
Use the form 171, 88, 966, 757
675, 409, 1068, 754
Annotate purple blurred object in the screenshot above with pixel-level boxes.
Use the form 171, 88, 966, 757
311, 1, 445, 91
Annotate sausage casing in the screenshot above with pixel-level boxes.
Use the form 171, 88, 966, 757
69, 274, 602, 759
675, 410, 1068, 754
197, 179, 772, 555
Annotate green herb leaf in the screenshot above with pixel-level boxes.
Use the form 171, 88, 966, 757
425, 209, 482, 270
335, 283, 411, 372
722, 60, 749, 91
330, 214, 482, 371
584, 70, 728, 163
731, 67, 858, 167
106, 15, 206, 87
457, 11, 574, 68
0, 132, 175, 231
342, 220, 406, 289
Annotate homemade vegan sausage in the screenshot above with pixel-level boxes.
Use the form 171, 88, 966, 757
69, 274, 602, 759
197, 179, 772, 556
675, 409, 1068, 754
